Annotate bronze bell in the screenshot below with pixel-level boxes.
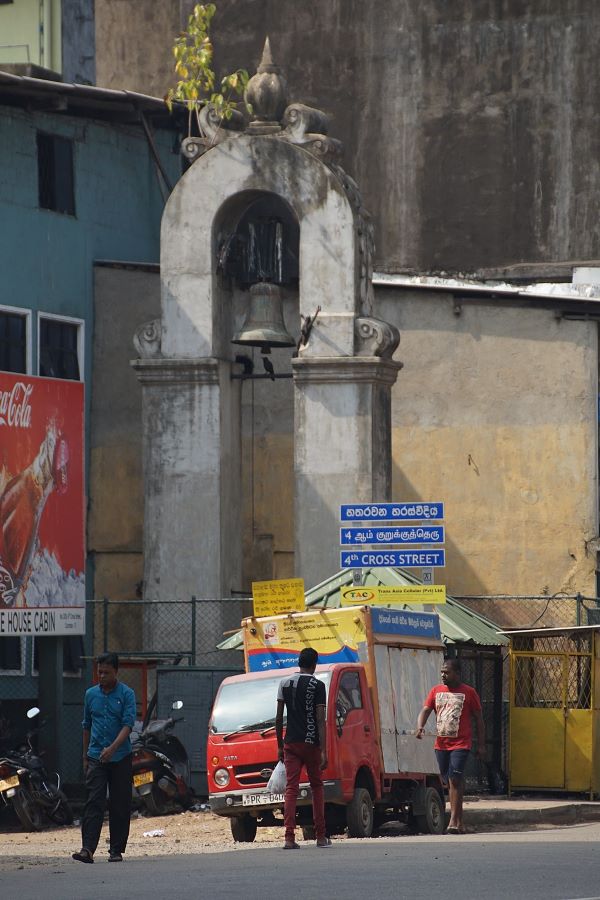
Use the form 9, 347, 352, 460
232, 282, 295, 350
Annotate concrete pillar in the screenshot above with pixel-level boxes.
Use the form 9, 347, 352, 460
132, 357, 242, 607
293, 355, 402, 588
37, 636, 63, 774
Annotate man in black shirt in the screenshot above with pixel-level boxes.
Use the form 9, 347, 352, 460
275, 647, 330, 849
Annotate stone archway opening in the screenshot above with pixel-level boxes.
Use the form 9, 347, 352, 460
213, 190, 300, 587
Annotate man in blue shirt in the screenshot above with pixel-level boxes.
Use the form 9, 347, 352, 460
72, 652, 136, 864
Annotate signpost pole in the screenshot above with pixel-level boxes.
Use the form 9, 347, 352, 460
37, 636, 64, 774
352, 568, 363, 587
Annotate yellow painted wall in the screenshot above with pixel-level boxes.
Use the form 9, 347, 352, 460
380, 291, 599, 597
90, 266, 159, 602
0, 0, 61, 71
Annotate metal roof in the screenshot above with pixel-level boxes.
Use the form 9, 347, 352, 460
372, 271, 600, 308
217, 566, 506, 652
0, 69, 177, 127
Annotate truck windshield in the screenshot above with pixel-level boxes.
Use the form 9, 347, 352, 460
210, 672, 331, 735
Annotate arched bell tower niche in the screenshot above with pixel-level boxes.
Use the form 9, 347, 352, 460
215, 189, 300, 587
133, 39, 402, 611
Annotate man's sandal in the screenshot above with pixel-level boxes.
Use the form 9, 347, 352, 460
72, 848, 94, 863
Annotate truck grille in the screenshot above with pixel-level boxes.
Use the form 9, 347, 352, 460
233, 761, 278, 786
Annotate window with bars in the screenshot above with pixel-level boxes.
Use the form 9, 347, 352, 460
39, 317, 80, 380
0, 311, 27, 373
32, 636, 84, 674
514, 653, 592, 710
0, 637, 23, 672
37, 132, 75, 216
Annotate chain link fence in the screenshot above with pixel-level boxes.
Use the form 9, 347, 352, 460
454, 594, 600, 630
92, 597, 249, 668
3, 594, 600, 792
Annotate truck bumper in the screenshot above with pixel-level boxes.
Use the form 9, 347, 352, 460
209, 780, 343, 816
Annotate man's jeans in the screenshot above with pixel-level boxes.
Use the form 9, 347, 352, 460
81, 755, 133, 854
283, 742, 326, 842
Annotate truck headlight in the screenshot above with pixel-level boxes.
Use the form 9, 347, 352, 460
214, 768, 230, 787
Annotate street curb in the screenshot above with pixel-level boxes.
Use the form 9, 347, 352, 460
466, 803, 600, 828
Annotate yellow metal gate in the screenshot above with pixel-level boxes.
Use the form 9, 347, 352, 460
510, 632, 593, 792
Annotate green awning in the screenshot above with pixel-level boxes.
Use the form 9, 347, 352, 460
217, 567, 507, 651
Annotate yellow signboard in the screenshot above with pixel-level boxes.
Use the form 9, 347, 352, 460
340, 585, 446, 606
252, 578, 305, 618
244, 607, 367, 671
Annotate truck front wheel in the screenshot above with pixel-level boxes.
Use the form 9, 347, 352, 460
230, 814, 257, 842
346, 787, 374, 838
415, 787, 445, 834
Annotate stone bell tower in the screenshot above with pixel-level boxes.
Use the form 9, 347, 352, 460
133, 40, 401, 602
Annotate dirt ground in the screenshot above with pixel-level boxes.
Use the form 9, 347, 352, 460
0, 808, 301, 870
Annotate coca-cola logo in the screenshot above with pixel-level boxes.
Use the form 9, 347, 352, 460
0, 383, 33, 428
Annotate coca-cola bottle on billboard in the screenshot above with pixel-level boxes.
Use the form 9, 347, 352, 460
0, 424, 69, 608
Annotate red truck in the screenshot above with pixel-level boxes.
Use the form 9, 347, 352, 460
207, 605, 446, 842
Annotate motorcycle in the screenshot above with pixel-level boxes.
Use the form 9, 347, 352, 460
131, 700, 194, 816
0, 707, 73, 831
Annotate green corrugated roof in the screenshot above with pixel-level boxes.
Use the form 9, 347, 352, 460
217, 567, 507, 651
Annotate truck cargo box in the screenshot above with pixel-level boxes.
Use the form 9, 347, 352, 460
242, 605, 444, 777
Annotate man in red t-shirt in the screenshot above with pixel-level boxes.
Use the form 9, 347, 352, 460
416, 658, 485, 834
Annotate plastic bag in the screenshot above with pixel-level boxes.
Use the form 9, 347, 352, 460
266, 760, 286, 793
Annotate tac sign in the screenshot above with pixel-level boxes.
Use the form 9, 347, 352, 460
341, 585, 446, 606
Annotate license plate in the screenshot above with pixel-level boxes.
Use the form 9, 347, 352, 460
242, 792, 284, 807
0, 775, 19, 793
133, 771, 153, 787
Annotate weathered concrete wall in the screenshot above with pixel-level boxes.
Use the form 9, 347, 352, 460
98, 266, 598, 596
94, 1, 600, 274
95, 0, 179, 94
62, 0, 95, 84
377, 289, 599, 596
90, 264, 161, 600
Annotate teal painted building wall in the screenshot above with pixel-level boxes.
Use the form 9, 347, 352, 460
0, 96, 180, 782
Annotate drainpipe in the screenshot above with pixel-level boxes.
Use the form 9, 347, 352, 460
41, 0, 52, 69
138, 110, 173, 203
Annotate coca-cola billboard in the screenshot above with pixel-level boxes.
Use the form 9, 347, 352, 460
0, 373, 85, 636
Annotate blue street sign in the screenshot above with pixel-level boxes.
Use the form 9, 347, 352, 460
371, 608, 441, 641
340, 549, 446, 568
340, 502, 444, 522
340, 525, 444, 546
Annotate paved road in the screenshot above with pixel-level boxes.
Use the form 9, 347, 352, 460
3, 826, 600, 900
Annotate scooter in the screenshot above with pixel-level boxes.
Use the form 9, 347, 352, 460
131, 700, 193, 816
0, 707, 73, 831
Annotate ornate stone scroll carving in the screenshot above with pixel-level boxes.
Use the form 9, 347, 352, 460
133, 319, 162, 359
182, 106, 245, 160
282, 103, 329, 141
280, 104, 341, 161
355, 317, 400, 359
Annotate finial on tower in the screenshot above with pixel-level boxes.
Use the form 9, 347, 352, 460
244, 36, 288, 133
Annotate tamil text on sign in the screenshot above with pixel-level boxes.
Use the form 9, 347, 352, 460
340, 526, 444, 546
